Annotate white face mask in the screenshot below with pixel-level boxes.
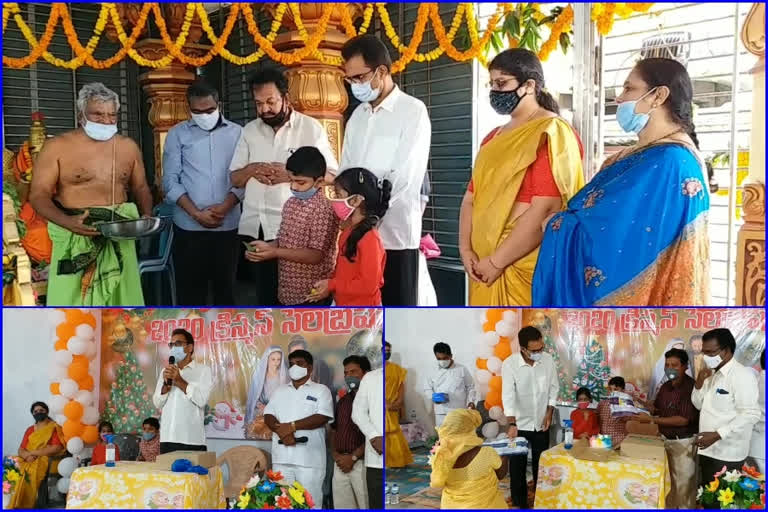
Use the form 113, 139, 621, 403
438, 360, 451, 369
83, 120, 118, 141
289, 364, 308, 381
169, 346, 186, 362
191, 110, 220, 131
703, 353, 723, 369
350, 75, 381, 103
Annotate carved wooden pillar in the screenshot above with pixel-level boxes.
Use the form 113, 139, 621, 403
735, 3, 765, 306
264, 4, 364, 162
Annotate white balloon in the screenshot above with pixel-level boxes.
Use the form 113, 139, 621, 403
75, 324, 94, 340
481, 421, 499, 439
497, 415, 510, 427
74, 390, 93, 406
53, 414, 67, 426
83, 340, 97, 360
57, 457, 78, 478
483, 331, 499, 347
476, 369, 492, 385
486, 356, 502, 375
67, 336, 87, 355
49, 364, 68, 382
56, 477, 71, 495
82, 406, 99, 426
49, 395, 69, 414
495, 320, 516, 338
66, 436, 84, 456
88, 359, 99, 377
50, 309, 67, 326
476, 344, 494, 360
53, 350, 74, 367
60, 379, 79, 399
488, 405, 504, 421
502, 310, 517, 326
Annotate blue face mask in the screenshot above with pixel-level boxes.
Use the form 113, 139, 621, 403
169, 346, 186, 362
350, 74, 381, 103
142, 432, 156, 441
616, 88, 657, 134
291, 186, 319, 201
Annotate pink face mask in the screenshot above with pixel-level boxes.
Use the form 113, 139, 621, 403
577, 401, 590, 410
331, 197, 356, 221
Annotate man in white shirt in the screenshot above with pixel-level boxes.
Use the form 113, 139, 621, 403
264, 350, 334, 509
693, 328, 761, 495
230, 68, 338, 305
501, 326, 558, 509
340, 35, 431, 306
351, 365, 384, 509
749, 350, 765, 473
423, 342, 476, 428
152, 329, 213, 453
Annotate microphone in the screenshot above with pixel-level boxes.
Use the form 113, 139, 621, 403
165, 356, 175, 386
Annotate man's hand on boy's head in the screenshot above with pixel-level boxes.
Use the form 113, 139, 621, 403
268, 162, 291, 185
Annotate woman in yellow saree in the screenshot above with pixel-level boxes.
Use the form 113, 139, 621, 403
384, 342, 413, 468
10, 402, 66, 509
430, 408, 508, 509
459, 49, 585, 306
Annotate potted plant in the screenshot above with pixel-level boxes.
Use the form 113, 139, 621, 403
3, 456, 29, 508
697, 464, 765, 509
233, 470, 314, 509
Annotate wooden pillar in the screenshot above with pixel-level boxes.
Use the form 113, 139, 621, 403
735, 3, 765, 306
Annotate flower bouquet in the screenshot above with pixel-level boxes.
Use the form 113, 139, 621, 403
697, 464, 765, 509
233, 470, 314, 509
3, 456, 28, 506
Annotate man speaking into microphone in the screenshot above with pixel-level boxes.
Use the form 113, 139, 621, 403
152, 328, 213, 454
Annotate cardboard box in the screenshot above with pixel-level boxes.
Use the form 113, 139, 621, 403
569, 440, 619, 462
620, 434, 665, 462
153, 451, 217, 470
626, 420, 660, 437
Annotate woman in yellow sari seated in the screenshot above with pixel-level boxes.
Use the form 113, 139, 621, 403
10, 402, 66, 509
459, 49, 585, 306
384, 342, 413, 468
430, 408, 508, 509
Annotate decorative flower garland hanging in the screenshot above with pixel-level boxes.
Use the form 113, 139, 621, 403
2, 2, 655, 71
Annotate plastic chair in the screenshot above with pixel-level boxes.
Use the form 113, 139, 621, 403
139, 203, 176, 305
216, 446, 271, 501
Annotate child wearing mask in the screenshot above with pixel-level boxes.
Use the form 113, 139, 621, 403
308, 168, 390, 306
570, 387, 599, 440
137, 417, 161, 462
245, 146, 339, 306
90, 421, 121, 466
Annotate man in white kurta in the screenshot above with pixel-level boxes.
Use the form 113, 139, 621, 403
423, 342, 476, 428
351, 367, 384, 509
264, 349, 334, 509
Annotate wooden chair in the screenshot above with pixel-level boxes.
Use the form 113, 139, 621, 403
216, 446, 271, 502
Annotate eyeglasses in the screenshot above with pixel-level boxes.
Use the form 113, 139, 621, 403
344, 68, 375, 85
168, 341, 187, 348
487, 78, 516, 90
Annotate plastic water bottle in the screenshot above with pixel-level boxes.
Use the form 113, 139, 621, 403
563, 419, 574, 450
105, 434, 116, 467
385, 484, 391, 505
390, 484, 400, 505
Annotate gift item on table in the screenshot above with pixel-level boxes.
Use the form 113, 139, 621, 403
620, 434, 665, 462
171, 459, 210, 475
608, 392, 647, 417
154, 451, 216, 470
589, 434, 613, 449
483, 436, 529, 456
432, 392, 449, 404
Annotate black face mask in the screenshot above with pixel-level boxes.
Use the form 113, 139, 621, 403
489, 87, 526, 116
33, 412, 47, 423
261, 101, 288, 128
384, 352, 391, 361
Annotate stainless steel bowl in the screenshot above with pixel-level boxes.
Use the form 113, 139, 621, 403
97, 216, 166, 240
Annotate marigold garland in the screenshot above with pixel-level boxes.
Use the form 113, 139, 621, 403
2, 2, 655, 71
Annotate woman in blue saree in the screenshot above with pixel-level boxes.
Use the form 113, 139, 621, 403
533, 58, 710, 306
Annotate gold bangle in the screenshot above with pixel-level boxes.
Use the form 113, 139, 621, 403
488, 257, 503, 270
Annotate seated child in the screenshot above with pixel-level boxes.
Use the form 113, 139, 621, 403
90, 421, 121, 465
245, 146, 339, 306
570, 387, 599, 440
137, 417, 161, 462
308, 168, 390, 306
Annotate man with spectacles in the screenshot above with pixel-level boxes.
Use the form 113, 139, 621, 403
339, 35, 432, 306
501, 326, 558, 508
152, 328, 213, 454
230, 68, 338, 306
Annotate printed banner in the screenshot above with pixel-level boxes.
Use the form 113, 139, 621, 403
98, 308, 383, 439
521, 308, 765, 404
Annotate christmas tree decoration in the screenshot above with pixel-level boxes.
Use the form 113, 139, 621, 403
573, 339, 612, 401
531, 313, 572, 402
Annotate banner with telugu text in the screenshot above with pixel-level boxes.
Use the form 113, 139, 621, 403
98, 308, 383, 439
520, 308, 765, 404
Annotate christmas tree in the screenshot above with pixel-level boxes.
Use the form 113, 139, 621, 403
102, 350, 156, 434
533, 315, 571, 402
572, 339, 612, 401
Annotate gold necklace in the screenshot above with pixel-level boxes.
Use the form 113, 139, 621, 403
619, 127, 686, 161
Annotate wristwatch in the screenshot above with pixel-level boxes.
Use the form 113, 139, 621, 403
291, 421, 297, 432
351, 455, 358, 462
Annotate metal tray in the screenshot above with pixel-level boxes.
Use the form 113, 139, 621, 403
96, 216, 166, 240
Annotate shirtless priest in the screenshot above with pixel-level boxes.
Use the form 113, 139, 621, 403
29, 82, 152, 306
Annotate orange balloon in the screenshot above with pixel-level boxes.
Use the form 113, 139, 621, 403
68, 361, 89, 381
494, 340, 512, 360
54, 339, 68, 351
482, 321, 494, 332
64, 309, 85, 325
489, 375, 503, 392
50, 383, 61, 395
80, 312, 97, 329
486, 309, 504, 326
64, 401, 84, 421
476, 358, 488, 370
82, 425, 99, 444
72, 355, 88, 366
62, 419, 84, 440
56, 323, 76, 342
78, 375, 95, 391
485, 389, 502, 408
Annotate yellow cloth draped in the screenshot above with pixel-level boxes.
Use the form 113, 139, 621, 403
10, 422, 64, 509
431, 410, 507, 509
469, 117, 585, 306
385, 362, 413, 468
